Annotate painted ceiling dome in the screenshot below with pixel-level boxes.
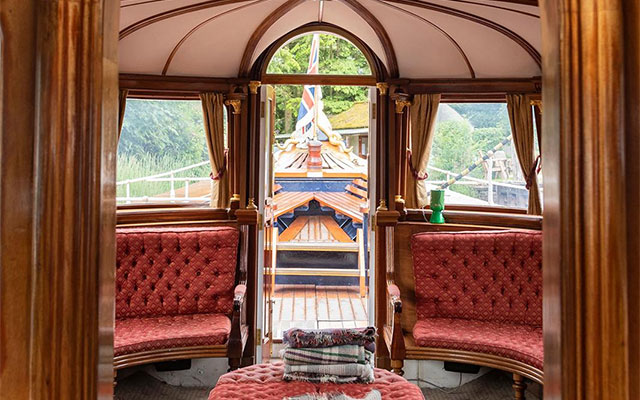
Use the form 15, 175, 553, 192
119, 0, 541, 79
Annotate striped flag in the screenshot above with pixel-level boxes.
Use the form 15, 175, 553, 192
295, 34, 321, 134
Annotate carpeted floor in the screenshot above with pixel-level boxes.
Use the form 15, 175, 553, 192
420, 370, 541, 400
115, 369, 542, 400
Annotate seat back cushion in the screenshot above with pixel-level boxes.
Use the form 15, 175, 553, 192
116, 226, 240, 319
411, 230, 542, 327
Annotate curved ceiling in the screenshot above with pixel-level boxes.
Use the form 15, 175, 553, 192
119, 0, 541, 79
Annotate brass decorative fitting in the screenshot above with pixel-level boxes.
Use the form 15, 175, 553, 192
224, 99, 242, 115
249, 81, 261, 95
395, 99, 411, 114
376, 82, 389, 96
247, 198, 258, 210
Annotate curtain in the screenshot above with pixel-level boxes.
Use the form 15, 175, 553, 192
200, 92, 230, 208
507, 94, 542, 215
405, 93, 441, 208
118, 89, 128, 140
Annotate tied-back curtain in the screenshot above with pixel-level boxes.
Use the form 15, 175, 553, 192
118, 89, 128, 140
406, 93, 441, 208
200, 92, 230, 208
506, 94, 542, 215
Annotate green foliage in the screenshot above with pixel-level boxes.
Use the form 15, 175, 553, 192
449, 103, 511, 131
117, 153, 210, 200
119, 99, 208, 163
268, 34, 371, 135
267, 34, 371, 75
429, 120, 475, 180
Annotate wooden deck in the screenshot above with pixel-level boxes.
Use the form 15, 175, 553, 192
272, 284, 369, 339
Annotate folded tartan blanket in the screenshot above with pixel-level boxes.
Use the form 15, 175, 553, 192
281, 345, 371, 365
285, 390, 382, 400
283, 327, 377, 352
283, 360, 375, 384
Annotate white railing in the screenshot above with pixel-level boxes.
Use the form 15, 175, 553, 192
426, 165, 530, 206
117, 160, 212, 204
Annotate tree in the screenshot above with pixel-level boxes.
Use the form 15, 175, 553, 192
268, 34, 370, 135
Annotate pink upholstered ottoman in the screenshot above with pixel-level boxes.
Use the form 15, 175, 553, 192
209, 362, 424, 400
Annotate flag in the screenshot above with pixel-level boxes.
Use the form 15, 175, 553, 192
296, 34, 321, 134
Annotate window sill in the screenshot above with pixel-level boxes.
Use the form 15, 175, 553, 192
404, 208, 542, 230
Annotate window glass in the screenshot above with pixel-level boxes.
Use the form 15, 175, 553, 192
117, 99, 225, 205
425, 103, 542, 209
267, 33, 372, 75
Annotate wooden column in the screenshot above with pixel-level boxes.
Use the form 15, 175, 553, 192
0, 0, 119, 398
394, 96, 410, 216
0, 2, 38, 398
225, 96, 244, 206
375, 83, 388, 208
623, 3, 640, 399
541, 1, 638, 399
236, 203, 260, 366
374, 202, 400, 369
249, 81, 262, 205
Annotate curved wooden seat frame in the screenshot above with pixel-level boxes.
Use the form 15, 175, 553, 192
377, 210, 543, 400
114, 208, 258, 373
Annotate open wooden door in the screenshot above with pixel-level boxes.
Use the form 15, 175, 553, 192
258, 84, 277, 361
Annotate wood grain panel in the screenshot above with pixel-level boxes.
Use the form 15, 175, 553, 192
540, 1, 635, 399
623, 2, 640, 399
0, 1, 38, 398
27, 1, 118, 399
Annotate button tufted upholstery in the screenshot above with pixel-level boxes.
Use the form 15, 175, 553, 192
409, 230, 543, 373
114, 313, 231, 356
411, 230, 542, 326
209, 362, 424, 400
116, 227, 239, 319
413, 317, 543, 369
115, 227, 240, 357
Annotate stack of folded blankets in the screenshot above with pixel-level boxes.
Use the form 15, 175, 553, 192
281, 327, 377, 384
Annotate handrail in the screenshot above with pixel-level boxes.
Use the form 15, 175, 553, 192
117, 160, 211, 204
116, 160, 210, 185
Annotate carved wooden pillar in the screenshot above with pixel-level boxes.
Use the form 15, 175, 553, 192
541, 1, 638, 399
235, 201, 260, 366
225, 96, 244, 206
0, 0, 119, 398
375, 83, 389, 207
374, 201, 400, 369
248, 80, 261, 204
393, 96, 410, 217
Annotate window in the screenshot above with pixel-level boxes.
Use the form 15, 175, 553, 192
267, 33, 372, 76
117, 99, 225, 205
425, 103, 542, 209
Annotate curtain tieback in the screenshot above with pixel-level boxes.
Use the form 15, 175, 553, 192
407, 149, 429, 181
525, 155, 541, 190
210, 149, 228, 181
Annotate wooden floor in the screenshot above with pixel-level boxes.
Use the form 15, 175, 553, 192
272, 284, 369, 339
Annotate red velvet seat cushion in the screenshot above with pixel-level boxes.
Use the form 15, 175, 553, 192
114, 313, 230, 357
411, 230, 542, 327
116, 227, 239, 320
413, 317, 543, 370
209, 362, 424, 400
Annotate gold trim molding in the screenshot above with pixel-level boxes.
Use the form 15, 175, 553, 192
249, 81, 261, 95
395, 99, 411, 114
376, 82, 389, 96
225, 99, 242, 115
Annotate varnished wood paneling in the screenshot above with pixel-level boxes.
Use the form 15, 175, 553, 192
0, 1, 37, 398
541, 1, 634, 399
623, 2, 640, 398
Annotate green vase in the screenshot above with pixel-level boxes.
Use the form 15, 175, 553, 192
430, 189, 446, 224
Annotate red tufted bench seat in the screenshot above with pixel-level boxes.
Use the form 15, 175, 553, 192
114, 226, 249, 371
208, 362, 424, 399
384, 230, 542, 399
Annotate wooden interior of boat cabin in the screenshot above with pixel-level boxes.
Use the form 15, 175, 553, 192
0, 0, 638, 399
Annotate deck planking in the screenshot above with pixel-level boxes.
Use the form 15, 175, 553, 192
271, 284, 369, 339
